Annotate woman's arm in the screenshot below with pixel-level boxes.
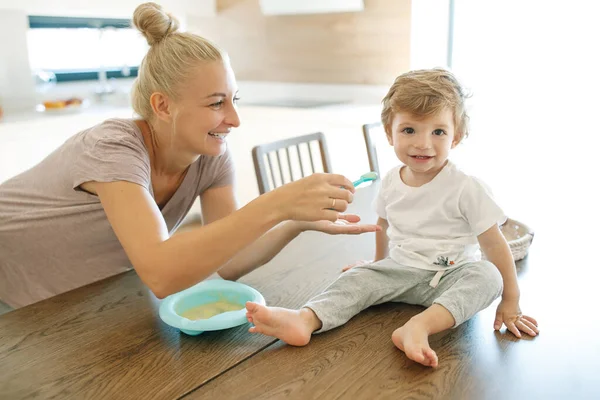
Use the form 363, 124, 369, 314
199, 184, 237, 225
201, 184, 381, 281
94, 181, 279, 298
86, 173, 355, 298
199, 184, 304, 280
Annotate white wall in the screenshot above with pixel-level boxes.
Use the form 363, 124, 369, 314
448, 0, 600, 229
0, 9, 36, 112
259, 0, 364, 16
410, 0, 450, 69
0, 0, 215, 18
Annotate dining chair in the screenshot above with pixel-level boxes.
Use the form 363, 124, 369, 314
362, 122, 384, 177
252, 132, 332, 194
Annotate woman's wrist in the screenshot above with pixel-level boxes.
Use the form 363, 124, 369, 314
250, 190, 287, 225
289, 220, 313, 233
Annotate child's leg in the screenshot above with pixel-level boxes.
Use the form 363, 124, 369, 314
429, 260, 503, 328
392, 260, 503, 367
391, 304, 454, 368
247, 260, 421, 346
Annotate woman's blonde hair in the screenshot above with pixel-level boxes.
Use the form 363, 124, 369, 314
131, 2, 226, 120
381, 68, 470, 142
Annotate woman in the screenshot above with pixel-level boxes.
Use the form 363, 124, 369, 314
0, 2, 379, 312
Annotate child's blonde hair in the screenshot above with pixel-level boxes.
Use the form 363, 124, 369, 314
131, 2, 226, 120
381, 68, 470, 142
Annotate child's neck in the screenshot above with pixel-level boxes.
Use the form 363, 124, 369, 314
401, 161, 448, 187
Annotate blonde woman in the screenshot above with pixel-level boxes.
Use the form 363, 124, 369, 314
0, 2, 379, 312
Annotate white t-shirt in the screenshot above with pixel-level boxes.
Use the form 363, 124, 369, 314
374, 161, 506, 272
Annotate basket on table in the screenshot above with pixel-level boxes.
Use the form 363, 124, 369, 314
484, 217, 534, 261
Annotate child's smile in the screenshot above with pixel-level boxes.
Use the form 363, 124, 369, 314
388, 108, 459, 186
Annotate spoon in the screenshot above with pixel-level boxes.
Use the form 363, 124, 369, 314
352, 171, 379, 187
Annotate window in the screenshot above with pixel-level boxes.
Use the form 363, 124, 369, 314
27, 16, 148, 82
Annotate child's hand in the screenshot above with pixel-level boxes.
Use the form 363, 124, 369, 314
494, 298, 539, 338
342, 259, 372, 272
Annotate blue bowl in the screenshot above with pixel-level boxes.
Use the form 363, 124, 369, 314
159, 279, 265, 336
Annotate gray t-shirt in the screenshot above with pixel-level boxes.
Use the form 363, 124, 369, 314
0, 118, 234, 308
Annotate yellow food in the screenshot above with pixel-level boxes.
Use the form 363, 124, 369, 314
180, 300, 244, 320
43, 100, 67, 109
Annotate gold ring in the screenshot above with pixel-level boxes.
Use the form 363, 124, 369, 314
331, 198, 336, 208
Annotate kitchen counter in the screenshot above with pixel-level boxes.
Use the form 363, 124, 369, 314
0, 95, 383, 206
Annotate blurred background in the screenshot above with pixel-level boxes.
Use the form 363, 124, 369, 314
1, 0, 598, 237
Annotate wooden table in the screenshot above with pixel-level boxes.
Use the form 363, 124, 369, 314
1, 183, 599, 400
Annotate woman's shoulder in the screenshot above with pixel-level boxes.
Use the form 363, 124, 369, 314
64, 118, 149, 164
76, 118, 143, 147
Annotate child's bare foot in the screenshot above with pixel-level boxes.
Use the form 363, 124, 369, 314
245, 302, 321, 346
392, 320, 439, 367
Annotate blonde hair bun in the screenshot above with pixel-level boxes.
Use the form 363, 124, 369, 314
133, 2, 180, 46
130, 2, 225, 120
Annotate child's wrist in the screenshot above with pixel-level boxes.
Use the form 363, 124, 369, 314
502, 289, 521, 301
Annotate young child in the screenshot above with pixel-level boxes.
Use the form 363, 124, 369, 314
245, 68, 539, 368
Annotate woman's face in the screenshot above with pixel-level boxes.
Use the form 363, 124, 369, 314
169, 60, 240, 157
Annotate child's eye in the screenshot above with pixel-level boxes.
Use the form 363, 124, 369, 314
433, 129, 446, 136
402, 127, 415, 134
233, 97, 241, 105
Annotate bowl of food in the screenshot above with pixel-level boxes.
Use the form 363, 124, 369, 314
159, 279, 265, 336
36, 97, 88, 114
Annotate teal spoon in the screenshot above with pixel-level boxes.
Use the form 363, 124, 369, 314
352, 171, 379, 187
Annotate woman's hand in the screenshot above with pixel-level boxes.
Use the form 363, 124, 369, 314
305, 213, 381, 236
267, 173, 355, 223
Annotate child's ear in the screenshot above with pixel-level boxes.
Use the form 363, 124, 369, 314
385, 129, 394, 146
451, 132, 463, 148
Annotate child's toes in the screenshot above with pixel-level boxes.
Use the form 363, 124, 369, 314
409, 350, 426, 364
245, 301, 257, 313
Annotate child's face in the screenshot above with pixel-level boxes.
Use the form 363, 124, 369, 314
387, 108, 460, 176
